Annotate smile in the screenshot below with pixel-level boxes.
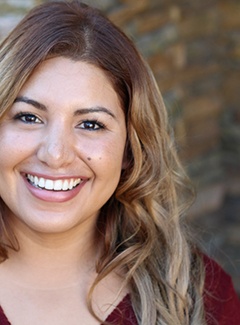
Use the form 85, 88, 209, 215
26, 174, 82, 191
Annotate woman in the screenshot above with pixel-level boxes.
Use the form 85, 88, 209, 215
0, 1, 239, 324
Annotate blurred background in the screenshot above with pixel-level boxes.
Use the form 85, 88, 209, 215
0, 0, 239, 293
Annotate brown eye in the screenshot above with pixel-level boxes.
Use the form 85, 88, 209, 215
14, 112, 42, 124
78, 120, 105, 131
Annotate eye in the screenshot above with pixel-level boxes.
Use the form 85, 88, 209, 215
14, 112, 42, 124
77, 120, 105, 131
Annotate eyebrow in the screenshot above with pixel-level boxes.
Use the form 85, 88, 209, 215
14, 96, 116, 119
15, 96, 46, 111
73, 107, 116, 119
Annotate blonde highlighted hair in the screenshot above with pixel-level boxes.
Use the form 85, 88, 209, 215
0, 1, 206, 323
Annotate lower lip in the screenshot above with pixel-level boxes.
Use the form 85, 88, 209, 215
23, 176, 85, 203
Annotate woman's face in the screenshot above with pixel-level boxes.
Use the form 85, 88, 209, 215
0, 57, 127, 236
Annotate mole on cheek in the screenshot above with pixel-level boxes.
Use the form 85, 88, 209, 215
87, 157, 91, 161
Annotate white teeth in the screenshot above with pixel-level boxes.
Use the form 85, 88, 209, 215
45, 179, 54, 190
34, 176, 38, 185
26, 174, 82, 191
62, 180, 69, 191
38, 177, 45, 188
69, 179, 74, 190
73, 179, 80, 187
53, 179, 63, 191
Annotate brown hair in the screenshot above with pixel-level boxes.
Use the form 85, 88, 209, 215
0, 1, 206, 324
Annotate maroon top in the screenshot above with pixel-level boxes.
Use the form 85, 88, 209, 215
203, 255, 240, 325
0, 255, 239, 324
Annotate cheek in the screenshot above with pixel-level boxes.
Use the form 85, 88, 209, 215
0, 130, 35, 167
92, 141, 124, 159
80, 139, 125, 170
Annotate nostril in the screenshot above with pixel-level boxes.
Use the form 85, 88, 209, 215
36, 137, 75, 168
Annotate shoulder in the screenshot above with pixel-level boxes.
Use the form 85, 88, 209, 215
202, 254, 240, 325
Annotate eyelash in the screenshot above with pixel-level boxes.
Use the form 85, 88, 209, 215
77, 120, 106, 131
13, 112, 106, 131
13, 112, 42, 124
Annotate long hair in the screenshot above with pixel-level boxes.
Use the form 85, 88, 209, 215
0, 1, 206, 324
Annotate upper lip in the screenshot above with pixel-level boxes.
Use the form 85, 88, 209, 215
22, 172, 88, 181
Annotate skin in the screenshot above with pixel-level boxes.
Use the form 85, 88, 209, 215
0, 57, 128, 324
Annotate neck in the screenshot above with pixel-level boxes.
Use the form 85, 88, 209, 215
2, 217, 101, 290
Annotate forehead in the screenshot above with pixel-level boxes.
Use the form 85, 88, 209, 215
18, 57, 121, 109
21, 57, 112, 90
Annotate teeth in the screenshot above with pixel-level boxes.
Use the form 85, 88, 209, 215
53, 179, 63, 191
73, 179, 78, 187
38, 177, 45, 188
62, 180, 69, 191
69, 179, 74, 190
26, 174, 82, 191
34, 175, 38, 185
45, 179, 54, 190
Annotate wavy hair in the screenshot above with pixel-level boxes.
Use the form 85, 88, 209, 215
0, 1, 206, 324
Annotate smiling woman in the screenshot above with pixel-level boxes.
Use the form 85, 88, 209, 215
0, 1, 239, 325
0, 58, 126, 216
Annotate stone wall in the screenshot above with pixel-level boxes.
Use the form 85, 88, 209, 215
0, 0, 240, 289
104, 0, 240, 217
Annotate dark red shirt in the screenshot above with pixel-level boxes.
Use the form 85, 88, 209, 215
203, 255, 240, 325
0, 255, 239, 324
104, 255, 240, 325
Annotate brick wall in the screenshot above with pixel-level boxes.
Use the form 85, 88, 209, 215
104, 0, 240, 217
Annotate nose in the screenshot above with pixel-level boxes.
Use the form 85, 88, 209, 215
37, 126, 75, 168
